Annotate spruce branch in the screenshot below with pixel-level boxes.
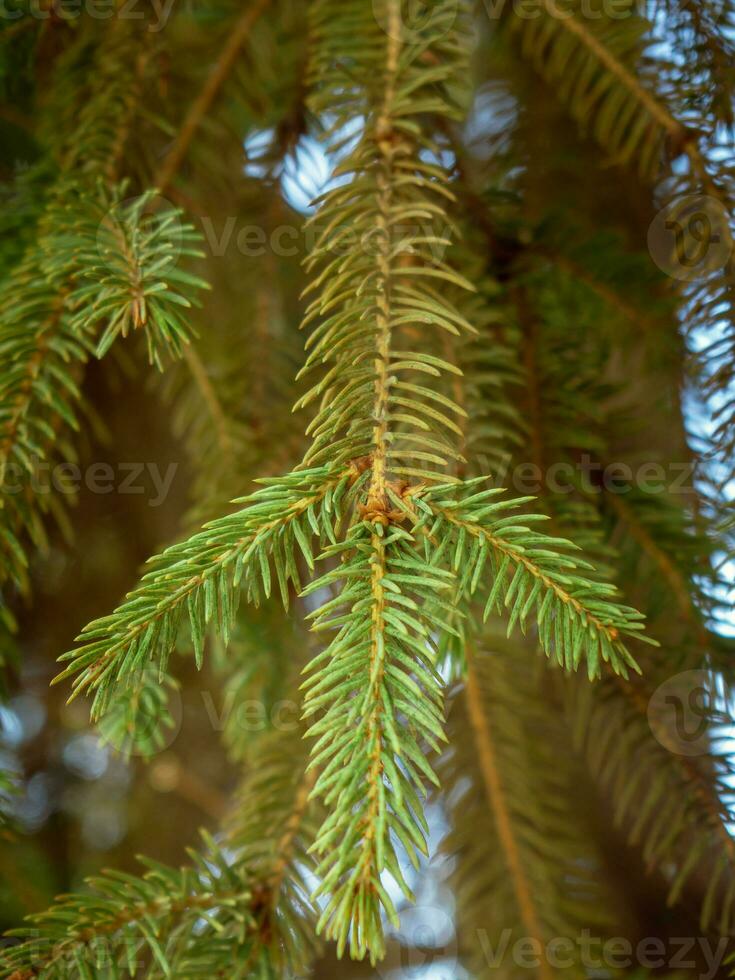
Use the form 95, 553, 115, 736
463, 647, 553, 980
302, 521, 453, 962
452, 258, 734, 929
571, 670, 735, 935
663, 0, 735, 128
60, 185, 210, 369
152, 0, 272, 196
527, 0, 735, 225
298, 0, 473, 481
0, 1, 720, 971
506, 0, 681, 177
505, 0, 735, 474
415, 481, 651, 679
0, 0, 279, 599
294, 0, 476, 959
445, 638, 617, 978
54, 465, 350, 720
446, 133, 669, 345
0, 23, 202, 596
0, 176, 208, 594
0, 723, 320, 979
293, 1, 657, 961
1, 845, 254, 980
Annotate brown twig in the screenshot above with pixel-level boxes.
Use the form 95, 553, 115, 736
153, 0, 271, 194
464, 647, 553, 980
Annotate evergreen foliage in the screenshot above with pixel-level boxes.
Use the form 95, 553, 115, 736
0, 0, 734, 976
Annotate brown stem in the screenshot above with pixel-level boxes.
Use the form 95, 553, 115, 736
269, 765, 317, 901
540, 0, 683, 140
516, 287, 545, 477
153, 0, 271, 194
183, 345, 234, 460
367, 1, 401, 512
464, 648, 553, 980
604, 489, 698, 623
359, 531, 387, 884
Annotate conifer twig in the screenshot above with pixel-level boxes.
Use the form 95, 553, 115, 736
152, 0, 272, 460
153, 0, 271, 195
464, 647, 553, 980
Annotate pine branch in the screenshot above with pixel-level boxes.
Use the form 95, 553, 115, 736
297, 0, 473, 482
1, 847, 253, 980
463, 266, 734, 933
463, 649, 553, 980
0, 0, 275, 595
570, 670, 735, 935
61, 185, 209, 369
506, 0, 681, 178
0, 25, 173, 594
0, 180, 208, 595
505, 0, 735, 254
54, 465, 350, 720
447, 251, 735, 931
0, 723, 320, 979
445, 638, 617, 978
1, 3, 719, 971
302, 520, 453, 962
667, 0, 735, 128
415, 481, 651, 678
447, 131, 671, 346
152, 0, 272, 196
293, 0, 477, 960
504, 0, 735, 476
458, 258, 732, 936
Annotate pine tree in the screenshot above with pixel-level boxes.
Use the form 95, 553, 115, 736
0, 0, 734, 976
